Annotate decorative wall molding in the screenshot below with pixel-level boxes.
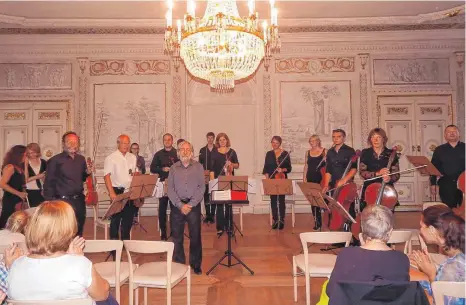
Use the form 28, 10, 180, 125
172, 75, 181, 139
420, 106, 443, 115
387, 107, 409, 115
0, 63, 72, 90
4, 112, 26, 120
373, 58, 450, 85
275, 57, 354, 74
455, 51, 465, 68
263, 74, 272, 152
358, 54, 369, 147
77, 58, 89, 151
38, 111, 61, 120
456, 71, 465, 136
90, 60, 170, 76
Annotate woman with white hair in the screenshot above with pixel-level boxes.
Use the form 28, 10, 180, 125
326, 205, 410, 303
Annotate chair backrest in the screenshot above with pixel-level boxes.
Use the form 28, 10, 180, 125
8, 299, 93, 305
432, 281, 466, 305
300, 232, 352, 247
83, 239, 123, 254
123, 240, 175, 288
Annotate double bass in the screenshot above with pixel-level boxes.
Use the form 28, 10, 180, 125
351, 147, 398, 239
322, 150, 360, 231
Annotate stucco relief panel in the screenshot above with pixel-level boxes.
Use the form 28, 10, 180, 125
0, 63, 72, 89
275, 57, 355, 74
373, 58, 450, 85
280, 81, 352, 165
94, 83, 167, 169
90, 60, 170, 76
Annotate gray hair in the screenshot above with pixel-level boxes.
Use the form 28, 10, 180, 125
361, 205, 394, 242
177, 140, 194, 157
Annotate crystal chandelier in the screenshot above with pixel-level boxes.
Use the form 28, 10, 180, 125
164, 0, 280, 92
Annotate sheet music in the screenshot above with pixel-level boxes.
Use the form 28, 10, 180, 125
209, 178, 256, 193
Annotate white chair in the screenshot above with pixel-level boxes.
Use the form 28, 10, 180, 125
124, 240, 191, 305
293, 232, 352, 305
422, 202, 448, 211
432, 281, 466, 305
8, 299, 93, 305
359, 230, 413, 254
233, 206, 244, 231
93, 191, 111, 240
83, 240, 132, 304
269, 200, 296, 228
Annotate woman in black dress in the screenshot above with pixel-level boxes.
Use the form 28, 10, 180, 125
0, 145, 28, 228
262, 136, 292, 230
302, 135, 326, 230
25, 143, 47, 207
210, 132, 239, 235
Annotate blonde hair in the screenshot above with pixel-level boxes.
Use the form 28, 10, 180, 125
26, 143, 41, 157
309, 134, 321, 146
25, 201, 77, 255
361, 205, 394, 242
5, 211, 29, 234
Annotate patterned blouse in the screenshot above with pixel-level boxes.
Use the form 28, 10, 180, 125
420, 252, 465, 305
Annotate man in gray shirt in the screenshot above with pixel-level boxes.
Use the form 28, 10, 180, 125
167, 140, 205, 275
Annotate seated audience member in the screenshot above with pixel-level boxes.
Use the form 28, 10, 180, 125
411, 206, 465, 305
6, 201, 117, 305
326, 205, 410, 303
0, 211, 29, 245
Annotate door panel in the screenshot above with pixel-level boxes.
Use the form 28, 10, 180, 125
37, 126, 63, 160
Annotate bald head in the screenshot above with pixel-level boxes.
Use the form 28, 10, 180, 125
117, 134, 131, 154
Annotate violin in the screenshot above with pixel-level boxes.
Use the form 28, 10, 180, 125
271, 150, 290, 179
351, 147, 398, 239
322, 150, 360, 231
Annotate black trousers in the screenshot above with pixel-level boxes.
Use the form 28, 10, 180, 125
62, 195, 86, 237
26, 190, 44, 208
204, 187, 216, 218
159, 196, 170, 235
271, 195, 286, 221
170, 203, 202, 269
110, 187, 136, 240
438, 177, 463, 208
0, 197, 19, 229
312, 206, 322, 225
216, 203, 233, 231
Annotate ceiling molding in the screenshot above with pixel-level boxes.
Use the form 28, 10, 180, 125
0, 4, 463, 31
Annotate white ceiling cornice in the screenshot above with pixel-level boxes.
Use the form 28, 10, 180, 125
0, 4, 463, 29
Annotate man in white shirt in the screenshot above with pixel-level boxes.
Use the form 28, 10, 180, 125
104, 134, 137, 241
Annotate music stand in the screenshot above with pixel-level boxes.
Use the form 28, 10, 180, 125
206, 176, 253, 276
405, 156, 441, 176
128, 174, 158, 234
103, 192, 132, 220
262, 179, 293, 229
296, 182, 329, 212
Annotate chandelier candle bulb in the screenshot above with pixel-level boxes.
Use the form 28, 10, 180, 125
248, 0, 255, 16
272, 8, 278, 26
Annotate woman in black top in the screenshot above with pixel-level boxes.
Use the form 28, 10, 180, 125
210, 133, 239, 235
359, 128, 400, 210
0, 145, 28, 228
25, 143, 47, 207
302, 135, 326, 230
262, 136, 292, 230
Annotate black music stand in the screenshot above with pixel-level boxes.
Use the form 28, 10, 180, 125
129, 174, 158, 234
206, 176, 254, 276
406, 155, 442, 201
210, 176, 249, 237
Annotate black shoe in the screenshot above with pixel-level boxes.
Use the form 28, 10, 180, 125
193, 267, 202, 275
272, 221, 279, 230
209, 217, 215, 224
278, 222, 285, 230
161, 232, 168, 241
203, 217, 210, 224
217, 230, 224, 237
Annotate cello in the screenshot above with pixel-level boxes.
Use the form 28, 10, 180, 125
322, 150, 360, 231
351, 147, 398, 239
85, 112, 103, 206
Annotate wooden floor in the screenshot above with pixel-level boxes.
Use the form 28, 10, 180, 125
82, 212, 422, 305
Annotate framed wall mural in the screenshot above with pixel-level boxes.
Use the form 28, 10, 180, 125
280, 81, 352, 165
94, 83, 166, 168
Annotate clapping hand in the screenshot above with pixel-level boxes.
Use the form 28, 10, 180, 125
4, 243, 25, 269
67, 236, 85, 256
409, 249, 437, 281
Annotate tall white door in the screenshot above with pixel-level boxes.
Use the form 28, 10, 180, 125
0, 101, 68, 160
379, 95, 452, 209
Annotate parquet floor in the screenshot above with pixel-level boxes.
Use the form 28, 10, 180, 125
82, 212, 422, 305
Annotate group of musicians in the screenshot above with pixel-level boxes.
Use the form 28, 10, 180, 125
0, 125, 464, 275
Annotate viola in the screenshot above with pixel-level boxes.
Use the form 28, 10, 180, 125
322, 150, 360, 231
85, 158, 98, 206
351, 147, 398, 239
